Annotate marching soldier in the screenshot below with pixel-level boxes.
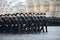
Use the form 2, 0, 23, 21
4, 14, 9, 33
36, 13, 41, 33
1, 14, 6, 33
11, 14, 18, 34
24, 13, 29, 33
16, 13, 22, 34
40, 13, 48, 32
32, 13, 38, 33
8, 14, 13, 34
0, 15, 3, 33
40, 13, 44, 32
12, 14, 18, 34
43, 13, 48, 32
20, 13, 26, 34
18, 13, 24, 34
27, 13, 33, 33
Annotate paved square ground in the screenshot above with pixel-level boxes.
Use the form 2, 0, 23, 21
0, 26, 60, 40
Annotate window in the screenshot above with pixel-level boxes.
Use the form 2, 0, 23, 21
36, 3, 41, 12
44, 1, 50, 12
28, 3, 34, 12
44, 6, 50, 12
29, 7, 34, 12
55, 3, 60, 12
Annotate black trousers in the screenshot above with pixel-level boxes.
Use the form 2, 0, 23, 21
44, 23, 48, 32
40, 23, 47, 32
40, 22, 44, 32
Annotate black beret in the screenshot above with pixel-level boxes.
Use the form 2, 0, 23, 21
40, 13, 43, 15
29, 12, 32, 14
33, 13, 35, 14
20, 13, 23, 14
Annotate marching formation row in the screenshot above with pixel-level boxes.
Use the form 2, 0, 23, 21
0, 13, 48, 34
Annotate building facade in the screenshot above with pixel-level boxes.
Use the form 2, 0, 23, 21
0, 0, 60, 17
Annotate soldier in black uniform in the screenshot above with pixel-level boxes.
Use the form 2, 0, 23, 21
27, 13, 33, 33
36, 13, 41, 33
1, 14, 6, 33
22, 13, 28, 34
0, 15, 3, 33
20, 13, 26, 34
8, 14, 14, 34
12, 14, 18, 34
32, 13, 38, 33
16, 13, 22, 34
40, 13, 48, 32
24, 13, 29, 33
43, 13, 48, 32
12, 14, 15, 34
29, 13, 35, 33
7, 14, 12, 33
4, 14, 9, 33
30, 13, 36, 33
40, 13, 44, 32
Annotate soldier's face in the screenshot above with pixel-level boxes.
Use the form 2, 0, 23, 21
36, 14, 38, 16
9, 15, 12, 17
17, 14, 20, 16
25, 14, 27, 16
13, 15, 16, 17
29, 14, 32, 16
35, 14, 37, 16
33, 14, 36, 16
44, 15, 46, 16
42, 14, 45, 16
21, 14, 24, 16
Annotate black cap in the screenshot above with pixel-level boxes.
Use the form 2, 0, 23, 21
44, 13, 46, 15
40, 13, 43, 15
29, 12, 32, 14
33, 13, 35, 14
5, 14, 7, 15
37, 13, 39, 15
20, 13, 23, 14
